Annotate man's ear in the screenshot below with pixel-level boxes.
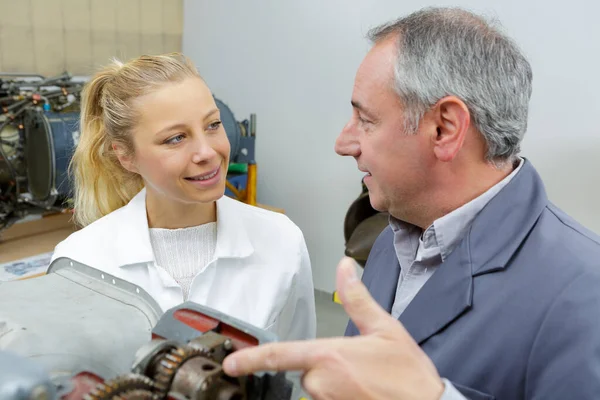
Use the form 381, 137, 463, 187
112, 142, 138, 173
429, 96, 470, 162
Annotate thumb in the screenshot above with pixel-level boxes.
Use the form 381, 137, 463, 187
336, 257, 395, 335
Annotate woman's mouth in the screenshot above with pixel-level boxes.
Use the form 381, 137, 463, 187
186, 168, 219, 181
184, 166, 222, 188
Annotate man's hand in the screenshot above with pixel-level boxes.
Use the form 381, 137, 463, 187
223, 257, 445, 400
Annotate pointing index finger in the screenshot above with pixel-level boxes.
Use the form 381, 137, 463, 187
223, 340, 326, 377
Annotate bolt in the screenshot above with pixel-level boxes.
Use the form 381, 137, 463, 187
223, 340, 233, 351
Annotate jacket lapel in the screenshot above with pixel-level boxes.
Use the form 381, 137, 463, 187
399, 237, 473, 344
364, 227, 401, 313
398, 159, 549, 344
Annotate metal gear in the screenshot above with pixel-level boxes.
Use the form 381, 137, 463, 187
153, 344, 208, 398
113, 389, 159, 400
83, 373, 156, 400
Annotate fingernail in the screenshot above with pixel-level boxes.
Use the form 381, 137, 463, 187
342, 257, 358, 283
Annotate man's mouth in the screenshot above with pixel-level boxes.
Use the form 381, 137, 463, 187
185, 167, 219, 181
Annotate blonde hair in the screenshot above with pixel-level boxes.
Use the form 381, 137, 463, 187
70, 53, 201, 227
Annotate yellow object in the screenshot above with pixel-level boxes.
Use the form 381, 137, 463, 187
333, 290, 342, 304
225, 180, 243, 199
246, 163, 257, 206
226, 163, 257, 206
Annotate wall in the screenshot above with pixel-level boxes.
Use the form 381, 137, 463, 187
183, 0, 600, 293
0, 0, 183, 76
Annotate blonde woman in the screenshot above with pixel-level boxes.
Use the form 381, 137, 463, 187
50, 53, 316, 343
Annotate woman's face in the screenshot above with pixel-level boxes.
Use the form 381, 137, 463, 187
118, 76, 230, 206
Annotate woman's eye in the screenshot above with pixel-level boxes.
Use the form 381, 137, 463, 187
165, 134, 185, 144
208, 120, 222, 130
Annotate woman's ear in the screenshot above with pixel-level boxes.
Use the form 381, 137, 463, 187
430, 96, 471, 162
112, 143, 138, 173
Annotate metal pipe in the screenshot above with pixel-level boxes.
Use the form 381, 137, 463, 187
0, 72, 45, 79
0, 122, 17, 182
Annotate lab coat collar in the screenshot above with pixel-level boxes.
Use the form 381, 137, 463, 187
114, 188, 254, 268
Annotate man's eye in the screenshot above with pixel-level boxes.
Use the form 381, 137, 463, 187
208, 120, 222, 130
165, 134, 185, 144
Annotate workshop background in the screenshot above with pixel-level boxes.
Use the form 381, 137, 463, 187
0, 1, 597, 398
0, 0, 183, 76
0, 0, 598, 307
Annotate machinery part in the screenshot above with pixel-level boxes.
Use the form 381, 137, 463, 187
82, 374, 155, 400
164, 332, 241, 400
0, 115, 21, 182
0, 258, 293, 399
343, 179, 389, 267
0, 257, 163, 380
23, 108, 78, 203
170, 356, 243, 400
131, 340, 181, 378
113, 389, 157, 400
153, 345, 206, 396
0, 73, 83, 234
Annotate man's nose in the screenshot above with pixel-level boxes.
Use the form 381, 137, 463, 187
335, 122, 360, 157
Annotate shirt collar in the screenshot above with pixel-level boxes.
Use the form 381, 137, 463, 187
115, 188, 254, 268
389, 157, 524, 262
213, 195, 254, 259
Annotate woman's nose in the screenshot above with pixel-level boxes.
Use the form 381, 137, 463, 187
191, 139, 218, 164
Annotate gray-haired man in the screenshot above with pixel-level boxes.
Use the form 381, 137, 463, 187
223, 7, 600, 400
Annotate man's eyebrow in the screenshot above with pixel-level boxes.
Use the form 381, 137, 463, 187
351, 100, 376, 119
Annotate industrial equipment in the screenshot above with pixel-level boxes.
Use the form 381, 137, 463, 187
0, 257, 292, 400
0, 72, 84, 232
0, 72, 258, 234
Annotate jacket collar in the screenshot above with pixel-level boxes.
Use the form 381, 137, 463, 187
398, 158, 549, 344
114, 188, 254, 268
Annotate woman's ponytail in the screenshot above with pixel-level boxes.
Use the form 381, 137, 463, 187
69, 68, 143, 227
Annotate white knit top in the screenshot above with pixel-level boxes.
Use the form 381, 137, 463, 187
148, 222, 217, 300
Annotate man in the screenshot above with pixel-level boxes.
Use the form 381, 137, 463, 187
223, 6, 600, 400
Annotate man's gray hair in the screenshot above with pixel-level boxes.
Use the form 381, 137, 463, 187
368, 7, 532, 162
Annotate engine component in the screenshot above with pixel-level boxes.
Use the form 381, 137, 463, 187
0, 72, 83, 231
0, 257, 293, 400
23, 108, 79, 203
83, 374, 156, 400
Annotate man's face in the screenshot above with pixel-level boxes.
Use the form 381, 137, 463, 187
335, 36, 434, 220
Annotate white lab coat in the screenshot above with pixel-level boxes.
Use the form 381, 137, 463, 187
50, 188, 317, 342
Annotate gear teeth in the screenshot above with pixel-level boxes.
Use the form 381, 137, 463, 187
82, 373, 156, 400
114, 389, 158, 400
152, 344, 208, 398
165, 353, 183, 363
